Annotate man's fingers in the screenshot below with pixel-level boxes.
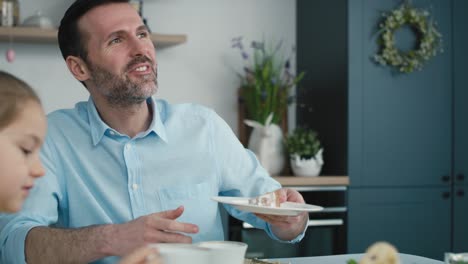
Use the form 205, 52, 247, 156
275, 189, 287, 203
158, 206, 185, 220
152, 231, 193, 243
255, 213, 302, 225
149, 216, 199, 234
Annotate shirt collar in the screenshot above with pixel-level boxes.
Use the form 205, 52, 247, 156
87, 97, 168, 146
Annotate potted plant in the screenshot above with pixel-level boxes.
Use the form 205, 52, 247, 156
232, 37, 304, 175
232, 37, 305, 125
284, 127, 324, 177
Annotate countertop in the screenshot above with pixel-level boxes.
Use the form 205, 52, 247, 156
273, 176, 349, 187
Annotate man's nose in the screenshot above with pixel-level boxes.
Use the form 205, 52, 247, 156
129, 36, 152, 57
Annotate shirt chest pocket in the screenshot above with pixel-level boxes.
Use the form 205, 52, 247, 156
157, 182, 219, 228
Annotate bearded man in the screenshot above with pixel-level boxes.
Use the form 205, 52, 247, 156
0, 1, 309, 263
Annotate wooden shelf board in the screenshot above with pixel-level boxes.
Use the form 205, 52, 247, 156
0, 27, 187, 48
0, 27, 57, 43
273, 176, 349, 186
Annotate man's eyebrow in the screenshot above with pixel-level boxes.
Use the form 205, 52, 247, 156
105, 25, 149, 40
136, 25, 149, 32
105, 30, 125, 40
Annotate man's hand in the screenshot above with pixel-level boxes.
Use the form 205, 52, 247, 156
254, 188, 309, 241
118, 246, 161, 264
107, 206, 199, 256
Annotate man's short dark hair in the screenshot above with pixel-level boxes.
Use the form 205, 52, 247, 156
58, 0, 129, 62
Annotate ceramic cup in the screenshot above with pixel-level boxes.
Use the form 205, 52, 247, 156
197, 241, 248, 264
151, 243, 212, 264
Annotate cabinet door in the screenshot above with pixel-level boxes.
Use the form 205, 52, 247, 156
348, 0, 453, 187
453, 186, 468, 252
453, 0, 468, 253
348, 187, 451, 260
454, 0, 468, 188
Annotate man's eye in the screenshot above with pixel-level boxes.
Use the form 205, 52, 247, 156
137, 32, 148, 39
109, 38, 122, 45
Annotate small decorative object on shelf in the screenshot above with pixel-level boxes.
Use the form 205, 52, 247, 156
373, 0, 443, 73
285, 127, 323, 177
21, 11, 54, 29
5, 48, 14, 62
0, 0, 20, 26
232, 36, 305, 125
244, 113, 285, 176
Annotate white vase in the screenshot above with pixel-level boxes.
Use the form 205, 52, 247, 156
246, 123, 285, 176
290, 148, 324, 177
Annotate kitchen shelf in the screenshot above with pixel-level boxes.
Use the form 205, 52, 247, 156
0, 27, 187, 48
273, 176, 349, 186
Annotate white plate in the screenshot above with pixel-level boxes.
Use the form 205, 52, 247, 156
212, 196, 323, 216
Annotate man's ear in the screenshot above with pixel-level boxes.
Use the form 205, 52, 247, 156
66, 56, 90, 82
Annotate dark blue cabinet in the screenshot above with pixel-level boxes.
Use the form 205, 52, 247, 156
453, 0, 468, 253
346, 0, 468, 259
348, 187, 451, 260
348, 0, 453, 188
453, 187, 468, 252
297, 0, 468, 258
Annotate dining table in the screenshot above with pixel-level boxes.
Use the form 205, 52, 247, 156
270, 253, 444, 264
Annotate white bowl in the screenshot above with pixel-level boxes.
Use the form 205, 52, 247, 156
197, 241, 247, 264
151, 243, 211, 264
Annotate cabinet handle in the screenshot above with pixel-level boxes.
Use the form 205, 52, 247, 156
441, 175, 450, 183
457, 173, 465, 182
442, 192, 451, 199
457, 190, 465, 197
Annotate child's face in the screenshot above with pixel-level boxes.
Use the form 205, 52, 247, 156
0, 100, 47, 212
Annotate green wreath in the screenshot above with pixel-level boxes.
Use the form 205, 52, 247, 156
373, 2, 443, 73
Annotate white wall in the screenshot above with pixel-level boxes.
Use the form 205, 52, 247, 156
0, 0, 296, 134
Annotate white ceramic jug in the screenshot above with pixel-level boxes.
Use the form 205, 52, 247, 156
244, 113, 285, 176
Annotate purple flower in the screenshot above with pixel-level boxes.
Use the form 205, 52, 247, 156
270, 77, 277, 85
231, 36, 243, 49
251, 41, 264, 51
242, 51, 249, 60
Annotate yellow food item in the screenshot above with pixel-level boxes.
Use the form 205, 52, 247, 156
359, 242, 400, 264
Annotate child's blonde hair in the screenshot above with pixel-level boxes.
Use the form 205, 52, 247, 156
0, 71, 41, 129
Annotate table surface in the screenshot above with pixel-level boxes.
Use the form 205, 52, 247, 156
271, 253, 443, 264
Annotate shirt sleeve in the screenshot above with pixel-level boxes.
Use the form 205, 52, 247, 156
207, 110, 303, 243
0, 132, 63, 263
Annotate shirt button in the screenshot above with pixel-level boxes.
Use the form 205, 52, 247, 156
125, 144, 131, 150
109, 131, 115, 135
132, 183, 138, 190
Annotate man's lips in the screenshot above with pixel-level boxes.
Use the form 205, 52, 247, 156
128, 63, 153, 74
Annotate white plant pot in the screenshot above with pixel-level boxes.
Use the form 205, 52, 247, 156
290, 149, 324, 177
247, 123, 285, 176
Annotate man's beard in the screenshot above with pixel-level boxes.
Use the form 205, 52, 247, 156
87, 57, 158, 108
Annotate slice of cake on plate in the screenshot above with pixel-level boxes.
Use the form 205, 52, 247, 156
248, 190, 281, 208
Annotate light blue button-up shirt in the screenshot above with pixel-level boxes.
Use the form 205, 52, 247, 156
0, 98, 303, 264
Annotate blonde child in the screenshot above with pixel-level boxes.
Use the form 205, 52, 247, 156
0, 71, 159, 264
